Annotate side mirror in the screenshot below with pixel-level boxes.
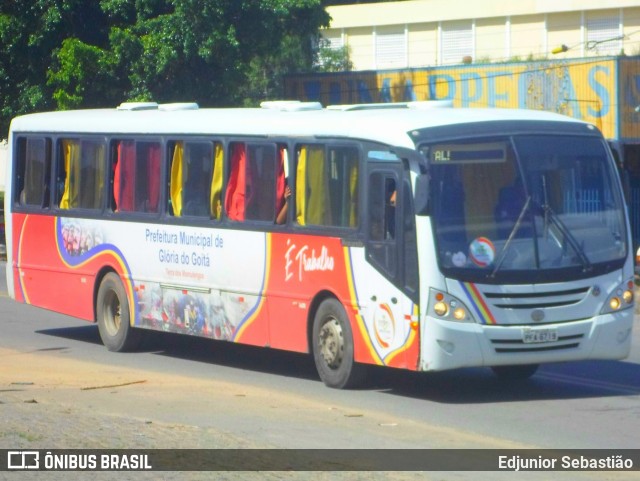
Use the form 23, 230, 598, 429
389, 146, 430, 216
414, 173, 429, 215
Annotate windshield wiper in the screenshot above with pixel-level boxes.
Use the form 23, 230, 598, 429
490, 196, 532, 278
535, 200, 592, 273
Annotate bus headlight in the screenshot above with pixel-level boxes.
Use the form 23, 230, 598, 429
609, 297, 621, 311
623, 289, 634, 304
601, 279, 634, 314
453, 307, 467, 320
433, 301, 449, 316
429, 289, 474, 322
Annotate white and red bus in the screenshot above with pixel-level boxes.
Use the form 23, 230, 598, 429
4, 101, 635, 388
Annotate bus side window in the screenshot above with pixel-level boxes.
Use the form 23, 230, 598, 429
328, 146, 359, 228
182, 143, 213, 217
275, 145, 289, 224
225, 143, 248, 221
168, 141, 216, 218
112, 140, 161, 214
168, 141, 183, 216
225, 142, 280, 222
15, 137, 51, 208
401, 178, 419, 295
210, 143, 224, 220
246, 144, 279, 222
112, 140, 135, 212
295, 144, 359, 228
367, 171, 397, 276
296, 144, 326, 226
54, 141, 68, 208
57, 139, 106, 210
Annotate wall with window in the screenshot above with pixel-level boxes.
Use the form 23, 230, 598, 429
324, 0, 640, 70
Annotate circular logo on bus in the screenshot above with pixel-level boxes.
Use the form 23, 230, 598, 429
373, 304, 395, 349
469, 237, 495, 267
531, 309, 545, 322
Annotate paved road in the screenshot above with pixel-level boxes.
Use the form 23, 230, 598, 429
0, 261, 639, 480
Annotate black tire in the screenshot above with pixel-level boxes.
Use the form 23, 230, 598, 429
312, 298, 367, 389
491, 364, 539, 381
96, 272, 141, 352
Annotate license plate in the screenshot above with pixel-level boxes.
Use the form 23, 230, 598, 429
522, 328, 558, 344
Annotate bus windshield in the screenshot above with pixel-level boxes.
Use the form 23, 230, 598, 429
424, 135, 628, 283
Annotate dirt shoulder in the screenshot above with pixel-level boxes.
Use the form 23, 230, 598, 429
0, 347, 499, 481
2, 349, 634, 481
0, 347, 527, 451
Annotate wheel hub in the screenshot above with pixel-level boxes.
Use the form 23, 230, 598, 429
318, 317, 344, 369
105, 291, 122, 335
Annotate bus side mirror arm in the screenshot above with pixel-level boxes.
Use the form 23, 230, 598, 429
389, 146, 430, 216
414, 173, 430, 215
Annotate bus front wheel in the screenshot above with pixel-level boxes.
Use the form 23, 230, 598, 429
312, 298, 366, 389
96, 272, 140, 352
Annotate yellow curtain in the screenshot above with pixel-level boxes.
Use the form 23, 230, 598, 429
93, 143, 106, 208
306, 146, 327, 225
59, 140, 80, 209
210, 143, 224, 219
170, 142, 184, 216
296, 147, 307, 225
349, 161, 358, 227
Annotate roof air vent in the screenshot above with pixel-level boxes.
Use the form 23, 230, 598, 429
158, 103, 200, 111
117, 102, 159, 111
260, 100, 322, 111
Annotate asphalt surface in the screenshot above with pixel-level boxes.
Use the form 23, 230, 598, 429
1, 260, 639, 481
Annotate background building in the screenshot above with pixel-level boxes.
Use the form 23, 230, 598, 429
323, 0, 640, 69
285, 1, 640, 257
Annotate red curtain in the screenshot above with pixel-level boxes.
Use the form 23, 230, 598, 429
275, 146, 287, 215
225, 144, 248, 221
146, 143, 161, 212
114, 141, 135, 211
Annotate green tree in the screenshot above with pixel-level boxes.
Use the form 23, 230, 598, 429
119, 0, 331, 105
315, 37, 352, 72
0, 0, 109, 136
1, 0, 330, 137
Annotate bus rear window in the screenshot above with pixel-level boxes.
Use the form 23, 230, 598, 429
15, 137, 51, 208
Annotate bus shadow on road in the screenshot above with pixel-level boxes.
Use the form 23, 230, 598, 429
145, 330, 320, 381
37, 325, 640, 402
366, 360, 640, 403
36, 325, 320, 382
35, 324, 104, 346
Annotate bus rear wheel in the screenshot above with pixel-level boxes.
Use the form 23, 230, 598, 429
312, 298, 366, 389
491, 364, 539, 381
97, 272, 140, 352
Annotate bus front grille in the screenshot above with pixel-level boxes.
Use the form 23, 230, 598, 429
482, 286, 590, 310
490, 334, 584, 353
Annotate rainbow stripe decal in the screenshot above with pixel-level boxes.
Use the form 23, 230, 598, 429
54, 217, 139, 324
383, 303, 418, 365
343, 246, 384, 365
459, 281, 497, 325
16, 215, 32, 304
232, 233, 270, 342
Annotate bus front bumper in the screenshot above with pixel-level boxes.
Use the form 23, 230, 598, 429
418, 308, 634, 372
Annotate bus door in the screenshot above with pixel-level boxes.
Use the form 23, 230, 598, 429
361, 163, 419, 368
